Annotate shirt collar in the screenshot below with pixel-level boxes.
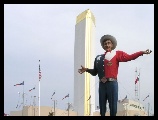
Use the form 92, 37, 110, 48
105, 50, 112, 54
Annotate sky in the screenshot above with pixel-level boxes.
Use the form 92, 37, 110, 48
4, 4, 154, 115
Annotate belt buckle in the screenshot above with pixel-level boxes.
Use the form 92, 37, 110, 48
109, 78, 112, 81
108, 78, 114, 81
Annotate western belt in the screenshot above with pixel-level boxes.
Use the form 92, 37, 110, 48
100, 77, 117, 82
107, 78, 117, 81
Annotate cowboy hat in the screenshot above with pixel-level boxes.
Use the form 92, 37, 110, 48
100, 34, 117, 50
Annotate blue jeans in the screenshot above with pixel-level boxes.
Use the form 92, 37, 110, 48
99, 80, 118, 116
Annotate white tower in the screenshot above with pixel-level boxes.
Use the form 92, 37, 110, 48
74, 9, 96, 116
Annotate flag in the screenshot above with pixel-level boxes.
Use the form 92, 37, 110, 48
14, 81, 24, 86
39, 60, 42, 81
122, 95, 127, 102
143, 95, 149, 101
62, 94, 69, 100
16, 104, 18, 108
87, 95, 91, 101
135, 73, 140, 84
52, 92, 55, 96
51, 92, 55, 99
29, 87, 35, 92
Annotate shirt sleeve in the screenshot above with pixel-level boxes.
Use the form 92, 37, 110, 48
86, 57, 98, 76
117, 51, 144, 62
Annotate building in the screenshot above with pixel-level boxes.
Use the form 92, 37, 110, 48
117, 99, 148, 116
74, 9, 96, 116
9, 98, 148, 116
10, 106, 77, 116
94, 98, 148, 116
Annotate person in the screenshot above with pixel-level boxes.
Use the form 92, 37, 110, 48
78, 34, 152, 116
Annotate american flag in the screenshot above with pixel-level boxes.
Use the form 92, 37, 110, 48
39, 60, 42, 81
14, 81, 24, 86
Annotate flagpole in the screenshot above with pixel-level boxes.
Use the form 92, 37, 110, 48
143, 94, 150, 115
135, 67, 137, 100
68, 94, 69, 116
138, 69, 141, 115
39, 79, 40, 116
22, 81, 24, 116
39, 60, 41, 116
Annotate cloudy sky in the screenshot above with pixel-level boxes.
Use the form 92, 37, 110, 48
4, 4, 154, 115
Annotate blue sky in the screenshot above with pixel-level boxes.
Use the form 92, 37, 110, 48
4, 4, 154, 115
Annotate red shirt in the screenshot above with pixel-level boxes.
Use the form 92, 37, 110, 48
104, 50, 143, 79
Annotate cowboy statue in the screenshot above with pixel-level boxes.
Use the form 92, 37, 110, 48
78, 34, 152, 116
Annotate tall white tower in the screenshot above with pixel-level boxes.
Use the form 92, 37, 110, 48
74, 9, 96, 116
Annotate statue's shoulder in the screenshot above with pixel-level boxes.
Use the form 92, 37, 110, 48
95, 54, 104, 60
96, 54, 104, 58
